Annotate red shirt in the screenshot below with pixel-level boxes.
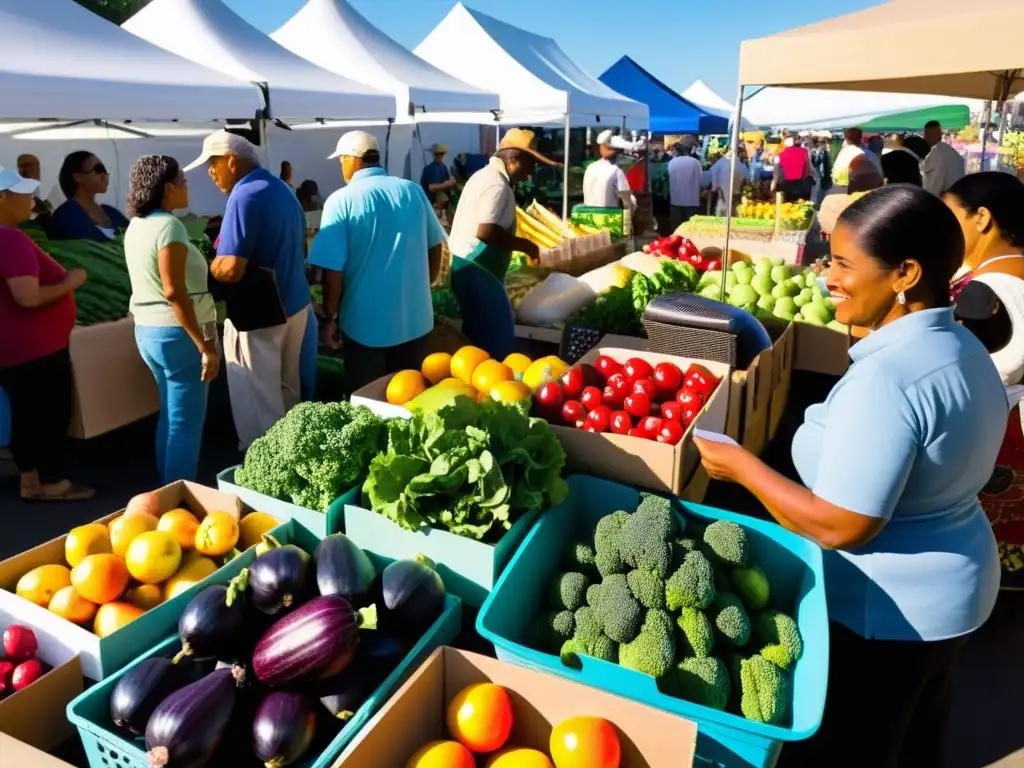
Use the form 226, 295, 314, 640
0, 227, 76, 367
778, 145, 810, 181
626, 160, 647, 192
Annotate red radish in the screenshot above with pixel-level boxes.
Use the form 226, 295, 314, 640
561, 364, 602, 399
602, 386, 624, 410
535, 380, 564, 410
624, 392, 651, 419
595, 355, 622, 380
609, 411, 632, 435
661, 401, 683, 422
627, 427, 649, 439
12, 659, 44, 691
561, 400, 586, 428
639, 416, 664, 435
0, 661, 14, 695
586, 406, 612, 433
632, 378, 657, 401
623, 358, 654, 384
653, 363, 682, 394
658, 420, 685, 446
3, 626, 37, 663
580, 386, 603, 411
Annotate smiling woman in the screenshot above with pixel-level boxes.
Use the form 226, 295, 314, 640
696, 185, 1008, 765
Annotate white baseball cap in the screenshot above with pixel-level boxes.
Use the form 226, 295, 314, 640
183, 129, 260, 172
0, 166, 40, 195
596, 129, 615, 146
328, 130, 380, 160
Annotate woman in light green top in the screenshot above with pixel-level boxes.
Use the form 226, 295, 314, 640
125, 156, 218, 484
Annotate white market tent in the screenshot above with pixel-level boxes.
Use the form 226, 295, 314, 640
0, 0, 261, 121
683, 80, 735, 116
272, 0, 498, 119
122, 0, 394, 121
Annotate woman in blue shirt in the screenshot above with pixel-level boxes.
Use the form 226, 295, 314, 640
696, 185, 1004, 766
48, 151, 129, 243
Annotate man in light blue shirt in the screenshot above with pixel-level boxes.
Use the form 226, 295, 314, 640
309, 131, 444, 390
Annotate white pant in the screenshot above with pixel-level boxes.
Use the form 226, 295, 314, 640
223, 308, 308, 449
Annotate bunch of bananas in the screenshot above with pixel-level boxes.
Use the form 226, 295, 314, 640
515, 201, 599, 251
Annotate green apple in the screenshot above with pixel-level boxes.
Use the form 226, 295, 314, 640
827, 320, 849, 333
793, 294, 811, 308
801, 302, 831, 325
700, 285, 723, 301
732, 260, 752, 273
754, 259, 773, 276
729, 284, 759, 307
757, 294, 777, 312
771, 256, 786, 266
770, 265, 792, 284
734, 269, 754, 286
773, 304, 796, 322
697, 270, 722, 291
752, 273, 775, 296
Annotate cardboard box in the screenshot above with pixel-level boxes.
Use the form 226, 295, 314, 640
768, 322, 797, 440
0, 732, 77, 768
0, 481, 242, 680
683, 234, 804, 266
334, 647, 697, 768
791, 322, 850, 377
69, 317, 159, 439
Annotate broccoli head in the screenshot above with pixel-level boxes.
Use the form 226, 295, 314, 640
677, 607, 715, 658
592, 573, 643, 643
565, 538, 598, 577
760, 644, 794, 670
626, 568, 665, 609
740, 655, 788, 724
669, 657, 731, 711
619, 609, 676, 679
531, 610, 575, 653
549, 571, 590, 611
560, 606, 617, 664
637, 493, 682, 536
586, 583, 602, 608
702, 520, 749, 567
594, 510, 631, 576
669, 538, 698, 572
731, 564, 770, 611
710, 591, 751, 648
665, 550, 716, 611
618, 495, 677, 577
754, 609, 803, 664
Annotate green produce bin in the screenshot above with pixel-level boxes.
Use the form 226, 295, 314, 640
571, 205, 624, 238
476, 475, 829, 768
66, 519, 463, 768
216, 465, 355, 538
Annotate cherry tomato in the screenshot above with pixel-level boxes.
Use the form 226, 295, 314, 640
704, 258, 722, 271
653, 362, 682, 395
561, 400, 586, 428
586, 406, 612, 433
623, 357, 654, 384
627, 427, 649, 439
580, 386, 603, 411
602, 386, 625, 410
623, 392, 651, 419
609, 410, 632, 435
595, 355, 623, 380
561, 364, 603, 399
660, 401, 682, 422
535, 381, 564, 410
676, 386, 706, 408
658, 420, 685, 445
684, 364, 720, 398
631, 378, 657, 401
639, 415, 663, 435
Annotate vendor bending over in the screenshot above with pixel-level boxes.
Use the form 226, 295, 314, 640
447, 129, 558, 359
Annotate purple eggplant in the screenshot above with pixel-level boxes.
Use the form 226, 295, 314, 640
145, 665, 245, 768
378, 555, 446, 638
243, 545, 311, 615
173, 582, 248, 663
253, 595, 377, 688
313, 534, 376, 607
109, 657, 190, 736
253, 691, 317, 768
317, 632, 405, 720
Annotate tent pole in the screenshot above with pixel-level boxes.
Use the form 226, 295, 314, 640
562, 97, 571, 226
720, 86, 744, 302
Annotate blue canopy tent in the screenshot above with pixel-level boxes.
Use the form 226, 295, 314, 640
599, 56, 729, 135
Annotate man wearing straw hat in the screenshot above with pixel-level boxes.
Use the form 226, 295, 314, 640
421, 143, 456, 227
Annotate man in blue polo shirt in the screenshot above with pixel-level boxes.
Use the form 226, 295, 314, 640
309, 131, 444, 390
184, 130, 310, 447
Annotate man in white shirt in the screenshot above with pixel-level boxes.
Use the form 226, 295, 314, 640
921, 120, 966, 196
710, 149, 746, 216
667, 140, 702, 230
582, 130, 635, 211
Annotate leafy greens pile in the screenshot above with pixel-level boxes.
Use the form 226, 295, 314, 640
362, 396, 569, 540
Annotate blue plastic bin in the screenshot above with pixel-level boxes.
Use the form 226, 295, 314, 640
66, 519, 462, 768
476, 475, 829, 768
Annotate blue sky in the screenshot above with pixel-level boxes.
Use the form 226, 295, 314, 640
223, 0, 880, 99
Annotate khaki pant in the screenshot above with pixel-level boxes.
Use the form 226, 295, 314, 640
223, 308, 308, 449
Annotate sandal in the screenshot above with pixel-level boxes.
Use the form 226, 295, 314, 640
21, 483, 96, 503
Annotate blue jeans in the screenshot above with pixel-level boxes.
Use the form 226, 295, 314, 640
300, 304, 318, 401
135, 325, 208, 484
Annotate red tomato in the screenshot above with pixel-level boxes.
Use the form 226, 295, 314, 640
602, 386, 624, 410
623, 392, 651, 419
535, 381, 564, 410
676, 386, 706, 408
631, 378, 657, 401
606, 372, 630, 399
627, 427, 649, 439
704, 259, 722, 272
561, 400, 586, 428
595, 355, 623, 380
658, 420, 685, 445
684, 364, 719, 398
639, 416, 663, 435
561, 364, 603, 399
586, 406, 612, 433
609, 410, 632, 435
580, 386, 603, 411
660, 401, 682, 422
667, 234, 683, 247
653, 362, 682, 394
623, 358, 653, 384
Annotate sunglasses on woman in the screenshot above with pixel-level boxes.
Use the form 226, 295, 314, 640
84, 163, 108, 175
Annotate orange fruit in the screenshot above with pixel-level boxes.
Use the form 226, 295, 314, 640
490, 380, 533, 404
386, 370, 429, 405
125, 531, 182, 584
157, 508, 200, 551
65, 524, 112, 568
125, 583, 165, 611
406, 740, 476, 768
421, 352, 454, 386
163, 552, 218, 601
502, 353, 533, 379
72, 554, 130, 604
48, 586, 97, 625
451, 346, 490, 385
109, 513, 158, 558
486, 748, 555, 768
523, 357, 569, 391
16, 564, 72, 607
94, 602, 145, 638
194, 512, 239, 557
550, 716, 621, 768
447, 682, 513, 754
471, 360, 515, 397
237, 512, 281, 550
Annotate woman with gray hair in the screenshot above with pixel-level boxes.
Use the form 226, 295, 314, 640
124, 155, 219, 484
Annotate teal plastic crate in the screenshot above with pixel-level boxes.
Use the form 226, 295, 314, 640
216, 465, 354, 538
66, 519, 462, 768
339, 495, 539, 609
476, 475, 829, 768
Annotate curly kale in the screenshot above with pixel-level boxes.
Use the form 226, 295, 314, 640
235, 402, 385, 511
665, 550, 716, 611
619, 609, 676, 679
549, 572, 590, 612
677, 607, 715, 658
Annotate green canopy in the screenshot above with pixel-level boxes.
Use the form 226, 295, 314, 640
861, 104, 970, 132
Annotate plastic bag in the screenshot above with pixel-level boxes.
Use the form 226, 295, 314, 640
515, 273, 597, 328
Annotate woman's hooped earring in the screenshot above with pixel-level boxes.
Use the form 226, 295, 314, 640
897, 291, 906, 306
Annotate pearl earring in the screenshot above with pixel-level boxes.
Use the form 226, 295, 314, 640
897, 291, 906, 305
